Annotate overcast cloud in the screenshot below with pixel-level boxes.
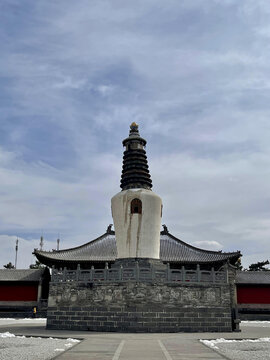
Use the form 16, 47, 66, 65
0, 0, 269, 269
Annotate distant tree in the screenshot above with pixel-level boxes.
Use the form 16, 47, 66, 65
3, 262, 15, 269
29, 260, 45, 269
248, 260, 269, 271
234, 258, 243, 271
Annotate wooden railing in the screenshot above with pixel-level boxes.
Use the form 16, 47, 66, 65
51, 263, 228, 284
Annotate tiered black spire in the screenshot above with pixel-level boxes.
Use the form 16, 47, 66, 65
120, 123, 152, 190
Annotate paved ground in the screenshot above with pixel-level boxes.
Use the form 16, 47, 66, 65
0, 320, 270, 359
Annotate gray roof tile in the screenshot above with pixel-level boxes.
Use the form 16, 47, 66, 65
34, 232, 240, 265
0, 269, 45, 282
236, 271, 270, 284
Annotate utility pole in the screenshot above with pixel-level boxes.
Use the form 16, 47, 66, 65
40, 236, 44, 250
57, 237, 60, 251
15, 238, 19, 269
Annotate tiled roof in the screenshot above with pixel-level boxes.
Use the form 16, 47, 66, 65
0, 268, 45, 282
236, 271, 270, 284
34, 231, 241, 266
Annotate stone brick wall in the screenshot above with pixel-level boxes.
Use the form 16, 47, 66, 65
47, 281, 233, 332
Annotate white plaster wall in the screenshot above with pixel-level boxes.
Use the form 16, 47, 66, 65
111, 189, 162, 259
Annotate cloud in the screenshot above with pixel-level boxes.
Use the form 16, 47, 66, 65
0, 0, 270, 269
193, 241, 223, 251
52, 76, 88, 90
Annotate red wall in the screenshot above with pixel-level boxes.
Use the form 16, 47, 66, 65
0, 284, 38, 301
237, 286, 270, 304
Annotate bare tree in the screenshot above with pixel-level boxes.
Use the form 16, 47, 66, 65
249, 260, 269, 271
3, 262, 15, 269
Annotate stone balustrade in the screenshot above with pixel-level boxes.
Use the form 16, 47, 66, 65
51, 263, 228, 284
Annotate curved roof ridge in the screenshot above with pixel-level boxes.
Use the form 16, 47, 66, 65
33, 231, 115, 256
165, 232, 241, 256
33, 228, 242, 267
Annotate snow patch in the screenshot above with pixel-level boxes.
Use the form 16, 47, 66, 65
201, 337, 270, 350
241, 321, 270, 324
241, 320, 270, 327
0, 333, 81, 360
65, 343, 73, 348
66, 338, 80, 343
0, 318, 46, 321
0, 318, 47, 326
0, 332, 16, 338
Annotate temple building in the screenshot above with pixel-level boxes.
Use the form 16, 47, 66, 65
236, 271, 270, 321
35, 123, 242, 333
34, 123, 240, 271
0, 268, 50, 318
34, 227, 240, 270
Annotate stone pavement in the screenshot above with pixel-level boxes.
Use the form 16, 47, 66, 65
0, 321, 269, 360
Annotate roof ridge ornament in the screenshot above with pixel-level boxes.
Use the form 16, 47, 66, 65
162, 224, 169, 234
106, 224, 113, 234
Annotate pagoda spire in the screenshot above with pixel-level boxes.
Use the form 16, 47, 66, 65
120, 122, 152, 190
112, 123, 162, 259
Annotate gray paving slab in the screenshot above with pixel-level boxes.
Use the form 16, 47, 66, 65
1, 321, 270, 360
54, 336, 226, 360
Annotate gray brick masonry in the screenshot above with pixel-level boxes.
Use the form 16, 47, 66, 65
47, 281, 233, 332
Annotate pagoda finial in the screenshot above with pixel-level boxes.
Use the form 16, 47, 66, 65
129, 122, 139, 136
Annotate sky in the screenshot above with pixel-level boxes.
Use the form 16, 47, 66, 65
0, 0, 269, 269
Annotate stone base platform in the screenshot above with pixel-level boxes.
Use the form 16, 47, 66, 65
47, 280, 233, 332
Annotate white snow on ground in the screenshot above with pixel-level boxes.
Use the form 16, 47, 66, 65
0, 332, 80, 360
0, 318, 46, 326
201, 338, 270, 350
201, 338, 270, 360
0, 332, 15, 338
241, 321, 270, 323
0, 318, 46, 320
241, 320, 270, 327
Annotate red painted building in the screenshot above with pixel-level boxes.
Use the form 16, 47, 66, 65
0, 268, 50, 317
236, 271, 270, 320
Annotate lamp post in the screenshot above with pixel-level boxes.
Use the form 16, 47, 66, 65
15, 238, 19, 269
